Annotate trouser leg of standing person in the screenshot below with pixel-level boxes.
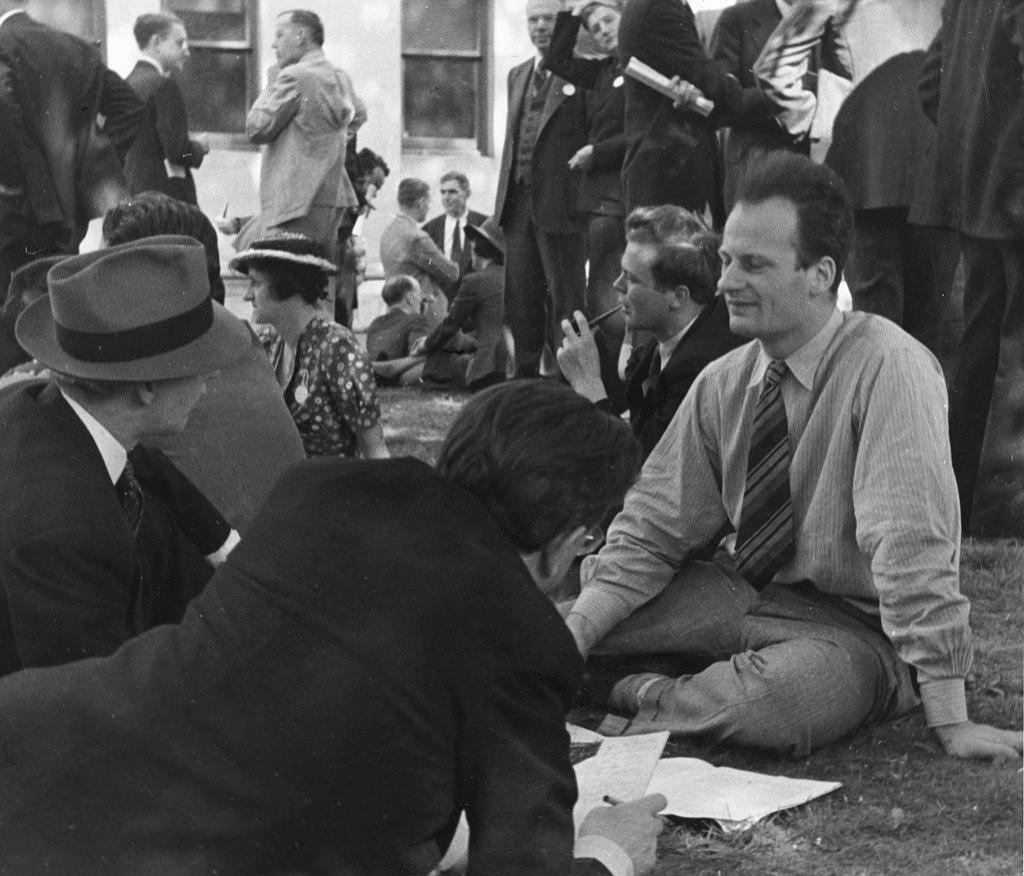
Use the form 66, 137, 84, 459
586, 213, 626, 352
966, 240, 1024, 536
503, 182, 549, 378
949, 235, 1010, 531
587, 559, 917, 755
536, 226, 587, 375
901, 221, 959, 361
847, 207, 905, 326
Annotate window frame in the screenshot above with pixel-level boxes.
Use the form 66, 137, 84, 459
160, 0, 260, 147
400, 0, 493, 157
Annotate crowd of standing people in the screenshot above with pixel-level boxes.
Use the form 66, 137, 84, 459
0, 0, 1019, 873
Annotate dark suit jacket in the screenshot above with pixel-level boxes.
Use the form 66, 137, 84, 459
919, 0, 1023, 239
424, 262, 506, 387
366, 307, 434, 360
710, 0, 805, 208
607, 297, 743, 458
494, 58, 588, 233
616, 0, 743, 216
0, 381, 225, 675
545, 12, 628, 217
422, 208, 488, 277
0, 12, 142, 231
0, 459, 609, 874
124, 60, 205, 204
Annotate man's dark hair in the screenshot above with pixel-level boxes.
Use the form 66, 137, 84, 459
281, 9, 324, 47
102, 191, 225, 303
734, 151, 853, 293
439, 170, 470, 192
397, 177, 430, 209
381, 274, 418, 306
133, 13, 183, 50
437, 381, 642, 552
625, 205, 721, 305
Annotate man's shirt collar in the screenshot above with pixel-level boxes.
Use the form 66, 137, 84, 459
59, 390, 128, 485
750, 307, 843, 391
657, 314, 700, 366
138, 54, 167, 76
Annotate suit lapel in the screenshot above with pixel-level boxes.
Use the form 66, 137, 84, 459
509, 61, 532, 126
538, 74, 568, 138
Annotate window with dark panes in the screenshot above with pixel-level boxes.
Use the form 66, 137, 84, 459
161, 0, 258, 136
402, 0, 491, 152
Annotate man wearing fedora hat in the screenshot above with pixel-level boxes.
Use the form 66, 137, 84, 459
421, 218, 509, 391
0, 235, 251, 674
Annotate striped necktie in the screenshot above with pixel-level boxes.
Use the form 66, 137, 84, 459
734, 359, 794, 588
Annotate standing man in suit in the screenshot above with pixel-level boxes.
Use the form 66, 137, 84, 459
494, 0, 588, 378
616, 0, 743, 221
558, 205, 743, 459
422, 171, 487, 285
711, 0, 805, 212
0, 236, 250, 675
0, 0, 143, 297
380, 177, 459, 321
124, 13, 208, 205
0, 381, 666, 875
920, 0, 1024, 536
246, 9, 359, 275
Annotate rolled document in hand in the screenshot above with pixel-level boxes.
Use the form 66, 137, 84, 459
624, 57, 714, 117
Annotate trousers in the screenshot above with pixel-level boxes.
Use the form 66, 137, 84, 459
593, 556, 918, 756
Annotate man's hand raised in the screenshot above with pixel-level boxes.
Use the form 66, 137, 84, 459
933, 721, 1023, 762
557, 310, 608, 404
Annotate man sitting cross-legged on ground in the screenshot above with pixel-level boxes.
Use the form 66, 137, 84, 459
0, 381, 666, 875
565, 152, 1022, 762
365, 274, 434, 386
558, 205, 743, 459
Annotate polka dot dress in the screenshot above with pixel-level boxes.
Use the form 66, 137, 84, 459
258, 316, 381, 458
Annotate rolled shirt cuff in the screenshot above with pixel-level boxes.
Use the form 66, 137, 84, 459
206, 528, 241, 567
575, 835, 633, 876
919, 677, 968, 727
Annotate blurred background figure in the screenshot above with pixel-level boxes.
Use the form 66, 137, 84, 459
365, 274, 433, 386
233, 234, 388, 460
124, 13, 208, 205
0, 0, 143, 297
422, 171, 487, 285
545, 0, 629, 403
920, 0, 1024, 536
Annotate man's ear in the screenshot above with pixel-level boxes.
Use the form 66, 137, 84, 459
810, 256, 837, 298
132, 382, 157, 408
670, 284, 692, 307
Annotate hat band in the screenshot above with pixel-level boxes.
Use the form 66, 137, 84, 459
55, 298, 214, 364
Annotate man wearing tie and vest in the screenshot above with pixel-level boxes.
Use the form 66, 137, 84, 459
422, 171, 486, 291
564, 153, 1021, 764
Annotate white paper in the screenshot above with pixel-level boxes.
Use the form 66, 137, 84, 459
572, 731, 669, 831
648, 757, 841, 830
624, 57, 715, 117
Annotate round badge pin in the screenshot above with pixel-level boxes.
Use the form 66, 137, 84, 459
294, 384, 310, 405
613, 75, 624, 88
562, 83, 576, 96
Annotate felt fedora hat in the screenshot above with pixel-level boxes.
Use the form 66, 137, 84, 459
464, 217, 506, 265
229, 232, 337, 275
16, 235, 251, 382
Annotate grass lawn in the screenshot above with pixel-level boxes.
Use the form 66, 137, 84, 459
380, 386, 1024, 876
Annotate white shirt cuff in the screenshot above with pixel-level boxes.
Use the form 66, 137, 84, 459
206, 529, 241, 567
575, 835, 633, 876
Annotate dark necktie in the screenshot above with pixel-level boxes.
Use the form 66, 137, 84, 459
734, 360, 795, 588
641, 348, 662, 398
531, 66, 548, 98
451, 221, 463, 266
116, 459, 145, 540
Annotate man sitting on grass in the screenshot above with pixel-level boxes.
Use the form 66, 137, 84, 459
0, 381, 666, 875
565, 152, 1022, 763
365, 273, 434, 385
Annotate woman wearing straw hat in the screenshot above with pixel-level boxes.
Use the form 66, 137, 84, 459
231, 234, 388, 459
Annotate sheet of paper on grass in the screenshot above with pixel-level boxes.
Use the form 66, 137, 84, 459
648, 757, 841, 832
434, 728, 668, 873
